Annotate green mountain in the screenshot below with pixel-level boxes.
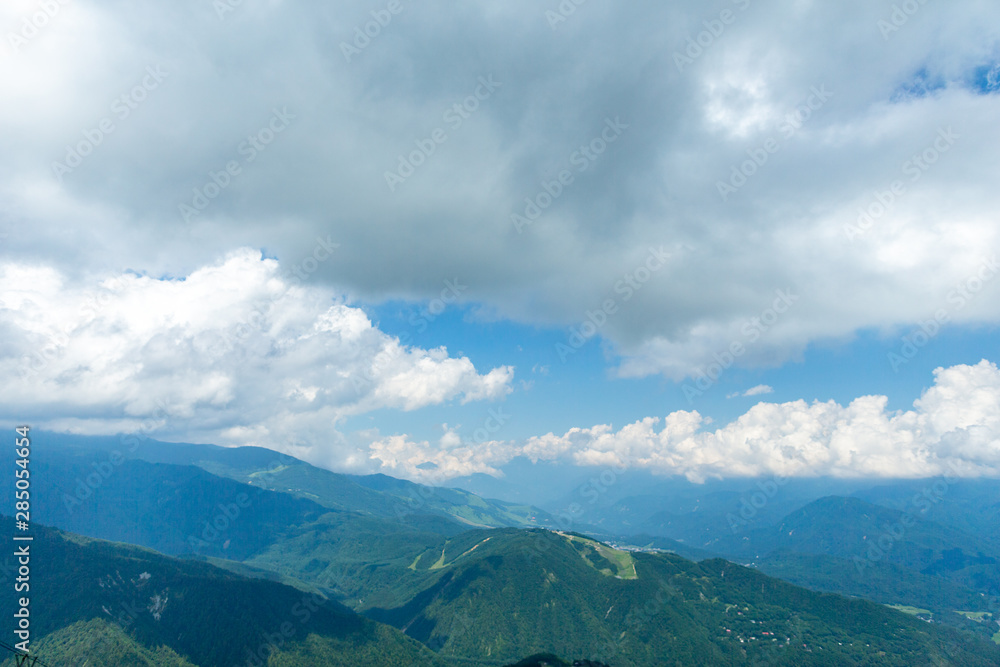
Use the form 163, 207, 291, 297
748, 496, 998, 572
31, 432, 553, 529
6, 518, 997, 666
32, 457, 330, 560
21, 453, 469, 607
0, 519, 443, 667
15, 436, 1000, 664
541, 476, 867, 546
755, 549, 987, 612
356, 528, 1000, 666
243, 518, 1000, 665
721, 497, 999, 586
5, 434, 494, 613
504, 655, 608, 667
853, 479, 1000, 550
702, 496, 1000, 637
240, 507, 466, 610
0, 619, 196, 667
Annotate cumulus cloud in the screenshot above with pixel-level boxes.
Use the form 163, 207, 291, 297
370, 430, 512, 482
0, 249, 513, 465
2, 0, 999, 381
371, 361, 1000, 483
728, 384, 774, 398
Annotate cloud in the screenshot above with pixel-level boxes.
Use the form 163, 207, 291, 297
371, 361, 1000, 483
2, 0, 999, 382
370, 429, 512, 482
0, 249, 512, 466
728, 384, 774, 398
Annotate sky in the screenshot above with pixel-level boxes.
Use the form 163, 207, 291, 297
1, 0, 999, 485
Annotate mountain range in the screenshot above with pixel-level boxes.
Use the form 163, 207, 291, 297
4, 432, 1000, 665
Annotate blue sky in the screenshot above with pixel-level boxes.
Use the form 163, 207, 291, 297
353, 299, 1000, 445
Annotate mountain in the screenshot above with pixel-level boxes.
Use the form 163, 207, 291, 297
359, 527, 1000, 666
851, 478, 1000, 549
702, 495, 1000, 635
536, 472, 1000, 632
754, 550, 987, 614
15, 451, 469, 607
1, 618, 196, 667
599, 533, 724, 562
29, 431, 554, 529
240, 507, 467, 610
32, 456, 330, 560
538, 475, 877, 547
16, 434, 1000, 664
504, 655, 608, 667
529, 473, 1000, 557
6, 519, 997, 667
721, 496, 1000, 588
0, 518, 443, 667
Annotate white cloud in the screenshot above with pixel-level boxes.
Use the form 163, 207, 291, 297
370, 429, 513, 482
728, 384, 774, 398
372, 361, 1000, 483
2, 0, 999, 382
0, 249, 513, 464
